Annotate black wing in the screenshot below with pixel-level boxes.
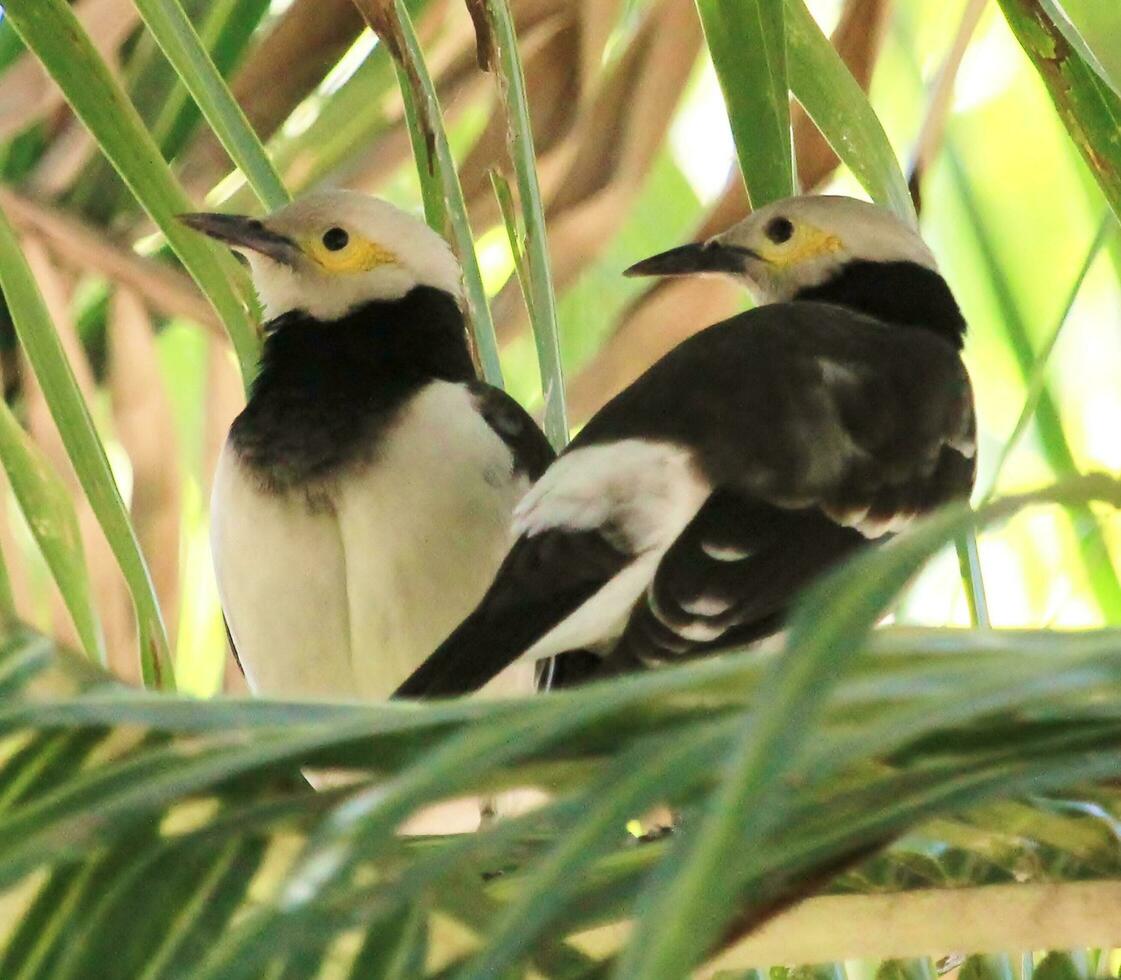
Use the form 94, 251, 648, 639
598, 319, 977, 676
393, 526, 631, 698
601, 491, 864, 673
400, 303, 976, 698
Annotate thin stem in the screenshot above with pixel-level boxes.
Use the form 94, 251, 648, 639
980, 213, 1116, 503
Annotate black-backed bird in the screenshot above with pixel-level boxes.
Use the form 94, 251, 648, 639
181, 191, 554, 719
396, 194, 976, 698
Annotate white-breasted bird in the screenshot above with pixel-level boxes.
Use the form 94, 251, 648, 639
396, 194, 976, 697
181, 191, 553, 716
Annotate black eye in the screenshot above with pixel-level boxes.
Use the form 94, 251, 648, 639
765, 217, 794, 244
322, 227, 349, 251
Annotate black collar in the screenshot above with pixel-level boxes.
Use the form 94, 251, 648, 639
794, 260, 967, 349
231, 286, 473, 490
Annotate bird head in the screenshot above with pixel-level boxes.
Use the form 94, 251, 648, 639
180, 190, 462, 322
624, 195, 937, 304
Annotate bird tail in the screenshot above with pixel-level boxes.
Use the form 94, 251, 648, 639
393, 591, 591, 699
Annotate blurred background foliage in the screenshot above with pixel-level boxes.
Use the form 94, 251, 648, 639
0, 0, 1116, 694
0, 0, 1120, 975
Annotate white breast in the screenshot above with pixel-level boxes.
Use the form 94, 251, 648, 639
211, 381, 536, 703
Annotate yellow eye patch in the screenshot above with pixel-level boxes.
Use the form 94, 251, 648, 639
761, 225, 843, 268
303, 232, 398, 275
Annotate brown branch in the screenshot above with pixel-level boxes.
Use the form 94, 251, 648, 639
20, 239, 137, 682
108, 289, 183, 644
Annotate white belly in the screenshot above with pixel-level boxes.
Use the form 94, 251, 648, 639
211, 381, 536, 703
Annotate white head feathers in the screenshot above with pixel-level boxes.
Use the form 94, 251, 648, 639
240, 190, 463, 321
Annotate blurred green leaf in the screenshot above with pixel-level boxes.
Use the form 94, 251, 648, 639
152, 0, 271, 163
960, 954, 1017, 980
982, 213, 1116, 501
607, 476, 1121, 979
0, 398, 104, 664
696, 0, 793, 207
946, 146, 1121, 620
133, 0, 289, 211
876, 960, 936, 980
347, 904, 428, 980
1032, 951, 1086, 980
0, 203, 170, 688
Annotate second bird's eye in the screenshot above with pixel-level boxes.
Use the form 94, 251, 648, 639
764, 217, 794, 244
322, 227, 349, 251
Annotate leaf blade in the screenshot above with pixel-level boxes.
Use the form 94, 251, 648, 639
696, 0, 793, 208
132, 0, 290, 211
0, 203, 172, 688
2, 0, 262, 387
786, 0, 915, 222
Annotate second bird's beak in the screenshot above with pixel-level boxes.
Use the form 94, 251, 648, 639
178, 212, 300, 266
623, 240, 760, 279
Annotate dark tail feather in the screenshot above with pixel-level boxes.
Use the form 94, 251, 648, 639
397, 528, 631, 699
537, 649, 602, 690
393, 591, 594, 700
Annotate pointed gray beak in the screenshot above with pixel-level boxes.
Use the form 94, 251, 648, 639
623, 241, 761, 278
178, 212, 300, 266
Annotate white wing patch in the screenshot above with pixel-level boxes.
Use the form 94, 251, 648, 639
516, 441, 712, 662
514, 440, 711, 552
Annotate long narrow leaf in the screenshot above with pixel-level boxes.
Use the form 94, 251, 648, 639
133, 0, 291, 213
490, 170, 532, 317
0, 544, 16, 636
955, 534, 991, 627
0, 399, 104, 664
696, 0, 793, 207
786, 0, 915, 223
615, 474, 1121, 978
947, 147, 1121, 619
452, 724, 732, 979
352, 0, 503, 386
0, 205, 172, 688
396, 62, 447, 234
477, 0, 569, 447
2, 0, 261, 386
1036, 0, 1121, 100
981, 213, 1116, 501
